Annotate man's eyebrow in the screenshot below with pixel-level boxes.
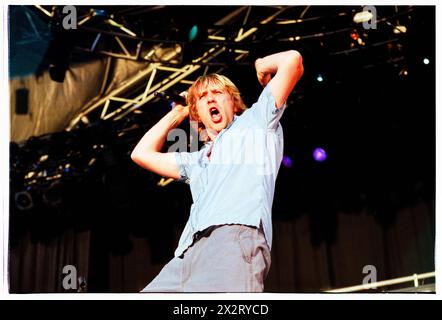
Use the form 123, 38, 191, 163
197, 86, 222, 98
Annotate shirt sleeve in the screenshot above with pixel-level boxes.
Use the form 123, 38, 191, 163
173, 151, 199, 184
248, 84, 287, 130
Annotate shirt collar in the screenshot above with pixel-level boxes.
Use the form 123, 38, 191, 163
225, 115, 238, 130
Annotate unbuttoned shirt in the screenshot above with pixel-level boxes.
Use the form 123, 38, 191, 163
173, 85, 286, 257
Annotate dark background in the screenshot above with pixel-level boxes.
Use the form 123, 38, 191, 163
8, 5, 435, 292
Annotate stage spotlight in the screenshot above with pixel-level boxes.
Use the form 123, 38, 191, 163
399, 69, 408, 77
14, 191, 34, 211
393, 25, 407, 34
313, 147, 327, 162
63, 163, 72, 173
282, 155, 293, 168
353, 10, 373, 24
185, 23, 207, 43
350, 30, 365, 47
350, 31, 359, 41
42, 180, 63, 207
92, 9, 107, 18
38, 154, 49, 163
180, 23, 208, 65
188, 25, 199, 42
423, 58, 430, 65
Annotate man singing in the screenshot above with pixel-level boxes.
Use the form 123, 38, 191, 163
131, 50, 304, 292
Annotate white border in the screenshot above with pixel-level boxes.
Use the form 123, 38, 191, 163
1, 4, 10, 297
1, 1, 439, 301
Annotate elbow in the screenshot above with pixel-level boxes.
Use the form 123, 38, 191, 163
130, 149, 140, 165
130, 148, 145, 165
130, 150, 137, 161
298, 60, 304, 78
131, 149, 155, 171
288, 50, 304, 78
288, 50, 302, 62
130, 145, 139, 160
289, 50, 303, 70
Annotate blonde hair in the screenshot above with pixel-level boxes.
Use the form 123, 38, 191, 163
186, 74, 247, 132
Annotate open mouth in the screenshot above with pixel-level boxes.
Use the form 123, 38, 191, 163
209, 107, 222, 123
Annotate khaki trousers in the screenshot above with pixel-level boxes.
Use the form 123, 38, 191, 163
141, 224, 271, 293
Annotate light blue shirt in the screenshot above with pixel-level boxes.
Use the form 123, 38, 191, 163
173, 84, 286, 257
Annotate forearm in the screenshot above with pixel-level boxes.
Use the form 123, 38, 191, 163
255, 50, 302, 76
255, 50, 304, 108
131, 107, 188, 157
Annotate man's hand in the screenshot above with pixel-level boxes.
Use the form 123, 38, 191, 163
171, 91, 190, 117
255, 59, 272, 87
131, 91, 190, 180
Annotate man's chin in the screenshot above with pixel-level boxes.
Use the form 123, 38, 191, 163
205, 127, 221, 136
214, 123, 227, 131
206, 121, 223, 130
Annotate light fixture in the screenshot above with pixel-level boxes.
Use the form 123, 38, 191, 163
188, 25, 199, 42
39, 154, 49, 163
353, 11, 373, 23
393, 25, 407, 34
399, 69, 408, 76
282, 155, 293, 168
42, 180, 63, 207
313, 148, 327, 162
14, 191, 34, 211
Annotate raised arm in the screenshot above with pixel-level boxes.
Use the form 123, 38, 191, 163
255, 50, 304, 108
130, 101, 189, 180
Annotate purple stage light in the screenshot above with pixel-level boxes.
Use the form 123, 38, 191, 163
313, 148, 327, 162
282, 155, 293, 168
